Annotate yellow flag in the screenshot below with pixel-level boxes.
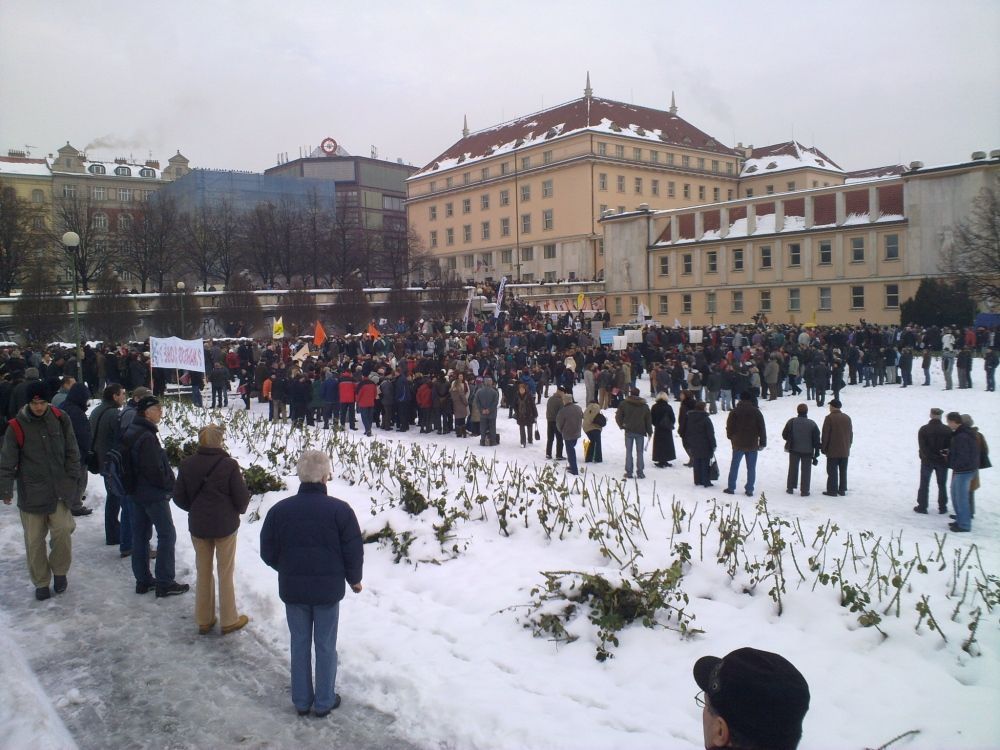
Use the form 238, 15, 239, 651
272, 316, 284, 339
576, 292, 584, 309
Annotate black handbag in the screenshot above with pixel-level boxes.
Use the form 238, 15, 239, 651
593, 412, 607, 427
709, 455, 720, 481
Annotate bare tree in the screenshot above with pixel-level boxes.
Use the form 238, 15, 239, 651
13, 267, 68, 344
51, 189, 117, 292
329, 202, 366, 286
210, 199, 244, 288
424, 276, 469, 322
150, 285, 202, 338
280, 285, 318, 336
382, 286, 420, 327
87, 271, 138, 342
329, 277, 371, 334
946, 182, 1000, 308
180, 205, 220, 290
300, 190, 335, 287
0, 181, 49, 295
244, 203, 279, 288
119, 194, 179, 292
218, 272, 263, 336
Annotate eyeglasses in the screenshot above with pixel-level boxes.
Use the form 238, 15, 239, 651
694, 690, 706, 708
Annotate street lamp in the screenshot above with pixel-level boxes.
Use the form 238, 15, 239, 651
176, 280, 186, 337
61, 231, 83, 381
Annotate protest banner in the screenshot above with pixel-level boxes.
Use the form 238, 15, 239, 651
149, 337, 206, 372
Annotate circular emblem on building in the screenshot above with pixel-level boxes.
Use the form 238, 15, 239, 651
320, 137, 338, 155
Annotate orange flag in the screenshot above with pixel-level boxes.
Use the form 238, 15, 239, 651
367, 321, 381, 339
314, 320, 327, 347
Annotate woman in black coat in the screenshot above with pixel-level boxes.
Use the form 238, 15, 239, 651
650, 392, 676, 468
684, 401, 716, 487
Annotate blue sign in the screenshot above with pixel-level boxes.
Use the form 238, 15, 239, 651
599, 328, 617, 345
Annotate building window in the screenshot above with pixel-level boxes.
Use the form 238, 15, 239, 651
727, 189, 734, 200
885, 284, 900, 308
745, 188, 754, 198
884, 234, 899, 260
617, 175, 625, 193
480, 251, 493, 268
499, 190, 509, 207
788, 243, 801, 267
429, 206, 437, 221
698, 185, 706, 200
668, 182, 676, 198
851, 238, 865, 262
430, 230, 438, 248
521, 214, 531, 234
542, 209, 554, 230
598, 173, 608, 191
706, 291, 717, 314
682, 293, 692, 314
631, 147, 641, 161
500, 162, 510, 175
634, 177, 643, 194
446, 228, 454, 246
463, 225, 472, 243
520, 184, 531, 203
445, 202, 454, 217
598, 239, 604, 256
650, 150, 659, 163
542, 179, 553, 198
788, 288, 801, 312
614, 297, 622, 315
665, 153, 674, 165
543, 270, 556, 282
481, 194, 490, 210
851, 285, 865, 309
760, 246, 772, 269
114, 166, 131, 176
658, 256, 670, 276
617, 206, 626, 214
818, 240, 832, 265
446, 257, 457, 271
760, 290, 772, 313
732, 290, 744, 313
727, 163, 734, 175
697, 157, 705, 170
818, 287, 832, 310
30, 189, 44, 203
118, 214, 132, 231
659, 295, 669, 314
92, 186, 106, 201
712, 160, 719, 173
713, 187, 720, 201
481, 221, 490, 240
93, 213, 109, 230
706, 250, 718, 273
787, 181, 796, 192
682, 253, 693, 274
615, 145, 625, 159
651, 179, 660, 196
682, 155, 690, 168
501, 248, 513, 265
445, 177, 453, 188
463, 254, 474, 268
462, 198, 471, 214
542, 150, 553, 164
766, 185, 774, 195
89, 164, 106, 175
118, 188, 132, 202
543, 243, 556, 260
522, 272, 535, 282
597, 142, 607, 156
683, 184, 691, 199
521, 156, 531, 170
429, 180, 437, 192
480, 167, 490, 181
63, 184, 77, 199
732, 249, 744, 271
139, 168, 155, 178
630, 296, 639, 316
521, 246, 534, 261
500, 217, 510, 237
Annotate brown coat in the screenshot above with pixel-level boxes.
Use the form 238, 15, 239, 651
821, 410, 853, 458
173, 447, 251, 539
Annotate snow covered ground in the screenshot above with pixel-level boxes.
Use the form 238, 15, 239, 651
1, 370, 998, 750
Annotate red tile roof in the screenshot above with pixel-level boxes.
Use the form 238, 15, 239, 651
414, 96, 736, 177
845, 164, 905, 183
741, 141, 843, 177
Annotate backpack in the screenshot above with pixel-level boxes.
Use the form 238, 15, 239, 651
104, 436, 139, 497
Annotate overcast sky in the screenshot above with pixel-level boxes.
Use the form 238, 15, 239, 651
2, 0, 998, 174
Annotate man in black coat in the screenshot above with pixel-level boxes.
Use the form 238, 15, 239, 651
121, 396, 189, 597
261, 450, 363, 717
61, 382, 94, 516
915, 407, 951, 514
782, 403, 821, 497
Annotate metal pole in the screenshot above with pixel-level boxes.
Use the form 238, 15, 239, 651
179, 291, 185, 337
72, 250, 82, 381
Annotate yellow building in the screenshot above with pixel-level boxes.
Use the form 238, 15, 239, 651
601, 155, 1000, 325
0, 149, 54, 242
406, 78, 740, 284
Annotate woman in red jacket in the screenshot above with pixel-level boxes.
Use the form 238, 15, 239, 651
355, 376, 378, 437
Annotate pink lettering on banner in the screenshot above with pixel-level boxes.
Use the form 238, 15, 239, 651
149, 337, 206, 372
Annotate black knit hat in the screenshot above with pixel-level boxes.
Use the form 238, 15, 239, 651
136, 396, 160, 413
694, 647, 810, 747
26, 381, 48, 403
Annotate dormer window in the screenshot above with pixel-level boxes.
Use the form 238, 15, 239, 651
89, 164, 106, 175
766, 161, 778, 170
139, 168, 155, 178
115, 166, 131, 176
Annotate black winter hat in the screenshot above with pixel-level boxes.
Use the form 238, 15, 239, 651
26, 381, 48, 403
136, 396, 161, 413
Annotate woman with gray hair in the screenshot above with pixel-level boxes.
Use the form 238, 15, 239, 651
260, 450, 364, 717
174, 424, 252, 635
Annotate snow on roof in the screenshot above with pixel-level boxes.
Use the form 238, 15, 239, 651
413, 96, 737, 178
845, 164, 905, 183
48, 155, 163, 179
656, 211, 905, 247
0, 156, 51, 177
740, 141, 843, 178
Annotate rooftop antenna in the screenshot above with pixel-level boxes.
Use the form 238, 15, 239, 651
24, 144, 37, 156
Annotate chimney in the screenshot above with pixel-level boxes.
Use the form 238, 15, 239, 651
145, 159, 160, 169
971, 151, 987, 161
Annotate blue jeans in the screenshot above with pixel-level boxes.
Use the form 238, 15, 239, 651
564, 437, 578, 474
286, 602, 340, 713
727, 450, 758, 494
624, 432, 645, 476
359, 406, 374, 434
190, 384, 203, 407
339, 402, 356, 428
719, 390, 732, 410
131, 499, 176, 586
950, 471, 974, 531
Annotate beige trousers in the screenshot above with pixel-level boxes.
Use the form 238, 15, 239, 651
191, 533, 238, 629
20, 502, 76, 588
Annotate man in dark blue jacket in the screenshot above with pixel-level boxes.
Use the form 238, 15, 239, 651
260, 450, 363, 717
